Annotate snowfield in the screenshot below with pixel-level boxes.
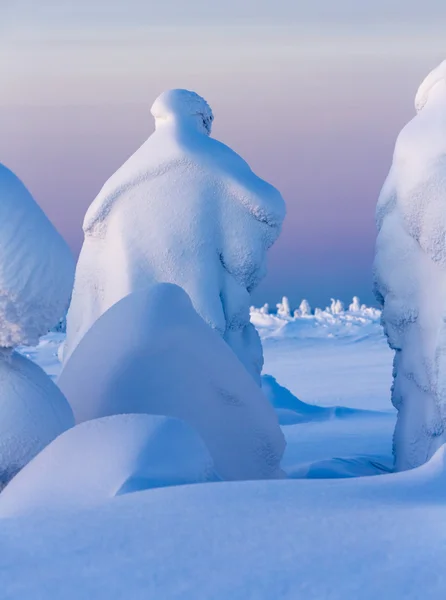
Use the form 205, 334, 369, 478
0, 299, 430, 599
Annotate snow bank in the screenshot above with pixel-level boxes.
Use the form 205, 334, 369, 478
0, 350, 73, 489
59, 284, 285, 481
251, 296, 381, 341
1, 446, 446, 599
0, 164, 74, 348
63, 89, 285, 382
0, 414, 215, 517
261, 374, 362, 425
374, 60, 446, 470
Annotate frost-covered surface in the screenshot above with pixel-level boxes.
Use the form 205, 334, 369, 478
2, 297, 422, 598
0, 350, 73, 489
374, 60, 446, 471
0, 414, 215, 517
59, 284, 285, 481
63, 89, 285, 382
0, 164, 74, 348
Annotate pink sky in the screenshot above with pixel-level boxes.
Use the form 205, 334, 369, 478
1, 11, 446, 306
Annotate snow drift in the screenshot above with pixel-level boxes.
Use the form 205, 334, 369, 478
0, 350, 74, 489
63, 89, 285, 382
0, 414, 215, 517
59, 284, 286, 481
0, 164, 74, 348
374, 59, 446, 470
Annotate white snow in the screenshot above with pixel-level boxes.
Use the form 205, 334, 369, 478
374, 59, 446, 470
0, 414, 215, 517
0, 296, 415, 598
0, 350, 73, 489
59, 284, 286, 481
63, 89, 285, 382
0, 164, 74, 348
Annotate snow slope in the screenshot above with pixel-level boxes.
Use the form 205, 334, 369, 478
0, 448, 445, 599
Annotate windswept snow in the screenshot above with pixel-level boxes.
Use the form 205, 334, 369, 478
374, 59, 446, 470
63, 89, 285, 382
59, 284, 285, 481
0, 414, 214, 517
1, 446, 446, 599
0, 164, 74, 348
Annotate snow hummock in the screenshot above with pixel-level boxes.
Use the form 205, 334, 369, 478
0, 350, 74, 489
63, 89, 285, 382
0, 164, 74, 348
0, 414, 215, 517
374, 59, 446, 470
59, 284, 285, 481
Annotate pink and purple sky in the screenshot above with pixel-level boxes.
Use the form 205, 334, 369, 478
1, 1, 446, 307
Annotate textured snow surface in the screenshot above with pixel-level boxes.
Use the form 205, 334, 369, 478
374, 60, 446, 470
1, 448, 446, 599
0, 164, 74, 348
2, 298, 429, 598
59, 284, 285, 481
0, 350, 73, 489
63, 89, 285, 382
0, 414, 214, 517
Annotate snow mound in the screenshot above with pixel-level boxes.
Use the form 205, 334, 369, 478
0, 164, 74, 348
2, 447, 446, 599
0, 350, 74, 489
251, 296, 382, 342
374, 59, 446, 470
59, 284, 285, 481
0, 414, 215, 517
63, 89, 285, 382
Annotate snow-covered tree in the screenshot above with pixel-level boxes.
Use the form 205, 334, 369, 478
62, 89, 285, 383
348, 297, 362, 313
0, 164, 75, 486
0, 164, 74, 347
374, 60, 446, 470
296, 299, 312, 317
276, 296, 291, 318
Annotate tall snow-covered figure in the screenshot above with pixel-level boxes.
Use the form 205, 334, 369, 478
374, 60, 446, 470
63, 90, 285, 382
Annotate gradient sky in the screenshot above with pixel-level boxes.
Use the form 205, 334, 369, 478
2, 1, 446, 308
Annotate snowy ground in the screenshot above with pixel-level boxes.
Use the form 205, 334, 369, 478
2, 301, 443, 599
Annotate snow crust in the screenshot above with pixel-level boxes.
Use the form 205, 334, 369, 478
374, 60, 446, 470
0, 414, 215, 517
59, 284, 285, 481
0, 350, 74, 489
0, 164, 74, 348
63, 89, 285, 382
